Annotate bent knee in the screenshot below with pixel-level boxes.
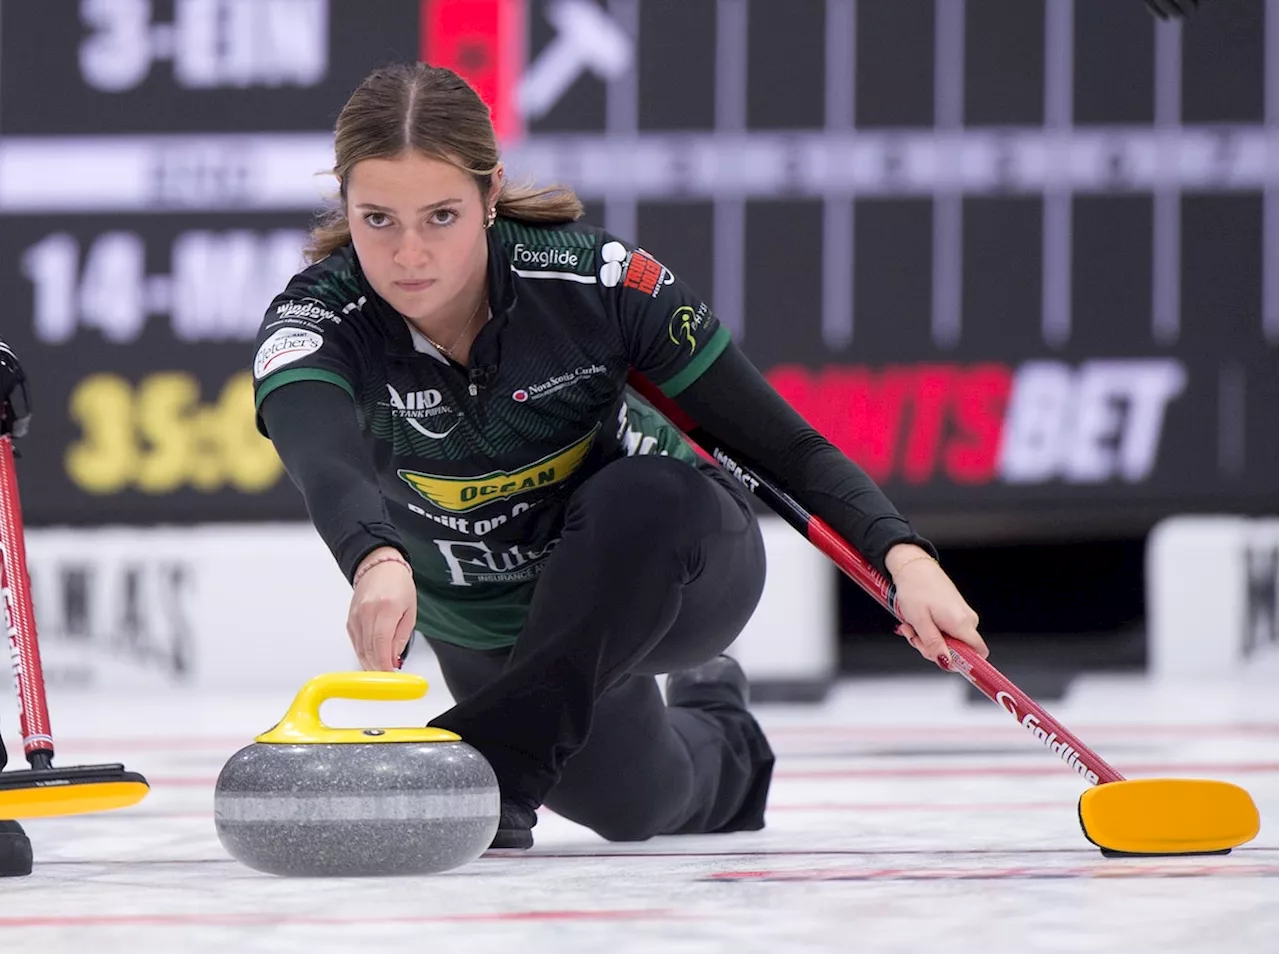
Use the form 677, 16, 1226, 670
576, 456, 692, 514
591, 814, 667, 843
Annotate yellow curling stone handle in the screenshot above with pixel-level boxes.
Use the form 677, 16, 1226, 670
255, 671, 461, 745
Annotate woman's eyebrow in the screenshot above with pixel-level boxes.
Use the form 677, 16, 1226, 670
354, 198, 464, 213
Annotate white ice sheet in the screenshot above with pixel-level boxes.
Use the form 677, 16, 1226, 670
1, 668, 1275, 954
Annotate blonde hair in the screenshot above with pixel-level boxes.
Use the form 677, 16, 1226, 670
306, 63, 584, 263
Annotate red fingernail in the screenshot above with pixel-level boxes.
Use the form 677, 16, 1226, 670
936, 653, 950, 669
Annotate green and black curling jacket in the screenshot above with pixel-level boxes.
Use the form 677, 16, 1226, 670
253, 217, 933, 650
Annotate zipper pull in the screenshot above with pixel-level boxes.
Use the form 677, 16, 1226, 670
468, 383, 478, 397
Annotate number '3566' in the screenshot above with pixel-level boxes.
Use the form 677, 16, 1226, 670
67, 372, 282, 494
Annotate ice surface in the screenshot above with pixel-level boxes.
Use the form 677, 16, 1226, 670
1, 664, 1275, 954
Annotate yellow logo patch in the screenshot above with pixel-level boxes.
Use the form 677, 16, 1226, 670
398, 428, 598, 513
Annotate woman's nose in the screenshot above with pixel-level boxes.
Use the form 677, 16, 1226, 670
393, 229, 430, 269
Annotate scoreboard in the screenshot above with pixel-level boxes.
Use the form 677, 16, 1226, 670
0, 0, 1275, 538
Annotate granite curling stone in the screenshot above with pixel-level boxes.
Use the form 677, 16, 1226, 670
214, 672, 499, 877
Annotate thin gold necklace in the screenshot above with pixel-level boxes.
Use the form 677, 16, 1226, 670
423, 291, 488, 359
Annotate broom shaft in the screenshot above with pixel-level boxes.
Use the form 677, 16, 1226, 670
627, 373, 1125, 787
0, 434, 56, 765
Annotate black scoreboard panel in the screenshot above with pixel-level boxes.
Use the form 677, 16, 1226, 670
0, 0, 418, 133
1, 0, 1274, 535
0, 212, 320, 523
0, 0, 422, 524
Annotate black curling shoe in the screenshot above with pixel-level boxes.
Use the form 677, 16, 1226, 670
1, 820, 33, 877
665, 654, 751, 711
488, 800, 537, 850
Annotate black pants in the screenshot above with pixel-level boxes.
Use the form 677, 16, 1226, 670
428, 455, 774, 841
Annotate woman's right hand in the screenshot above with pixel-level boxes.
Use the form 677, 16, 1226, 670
347, 547, 417, 671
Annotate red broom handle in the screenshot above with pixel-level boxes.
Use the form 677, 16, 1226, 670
628, 371, 1125, 787
0, 434, 56, 763
798, 513, 1122, 786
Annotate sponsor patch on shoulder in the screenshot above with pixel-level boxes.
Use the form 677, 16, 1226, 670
274, 297, 342, 324
254, 328, 323, 379
598, 241, 673, 296
668, 302, 710, 353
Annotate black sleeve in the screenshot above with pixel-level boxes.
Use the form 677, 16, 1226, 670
0, 339, 29, 438
259, 380, 409, 584
674, 342, 937, 576
0, 337, 23, 401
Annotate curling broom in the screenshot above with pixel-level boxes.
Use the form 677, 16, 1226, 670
0, 433, 150, 818
628, 371, 1260, 857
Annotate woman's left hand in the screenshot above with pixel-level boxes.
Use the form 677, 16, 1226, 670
884, 543, 988, 667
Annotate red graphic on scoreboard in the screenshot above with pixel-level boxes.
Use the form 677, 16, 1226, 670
421, 0, 525, 142
768, 363, 1013, 486
766, 359, 1186, 488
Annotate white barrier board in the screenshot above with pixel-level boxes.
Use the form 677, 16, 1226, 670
4, 518, 834, 695
1147, 515, 1278, 683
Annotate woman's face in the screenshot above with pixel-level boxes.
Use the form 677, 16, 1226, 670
346, 150, 498, 322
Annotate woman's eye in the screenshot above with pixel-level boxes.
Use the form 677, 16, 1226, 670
429, 208, 458, 226
364, 212, 390, 228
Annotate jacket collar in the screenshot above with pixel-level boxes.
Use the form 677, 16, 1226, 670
485, 222, 518, 319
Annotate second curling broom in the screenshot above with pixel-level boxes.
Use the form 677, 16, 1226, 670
0, 372, 149, 823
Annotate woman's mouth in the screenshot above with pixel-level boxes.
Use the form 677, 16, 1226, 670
394, 279, 435, 291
